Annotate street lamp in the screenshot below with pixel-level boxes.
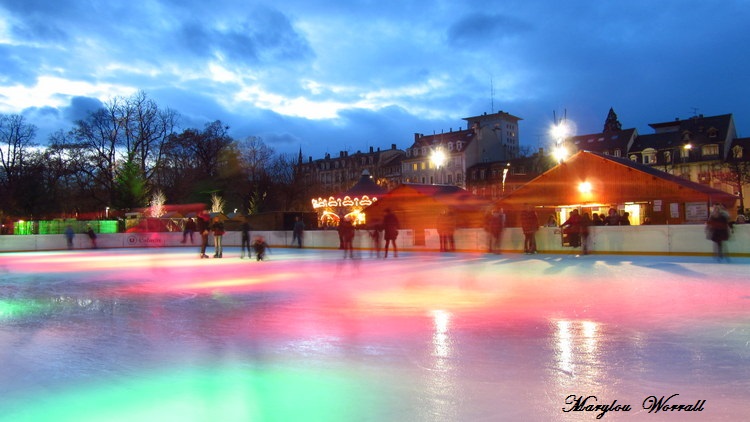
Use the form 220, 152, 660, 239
502, 163, 510, 194
430, 149, 447, 184
550, 117, 574, 163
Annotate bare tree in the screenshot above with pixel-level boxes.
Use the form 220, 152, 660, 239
0, 114, 38, 214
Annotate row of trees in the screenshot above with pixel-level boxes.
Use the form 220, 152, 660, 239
0, 91, 316, 222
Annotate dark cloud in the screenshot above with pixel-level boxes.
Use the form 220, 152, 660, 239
176, 7, 312, 66
447, 12, 532, 47
62, 96, 104, 122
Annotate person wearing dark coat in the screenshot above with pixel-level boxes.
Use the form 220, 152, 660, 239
292, 216, 305, 248
211, 217, 225, 258
252, 236, 270, 261
706, 204, 732, 261
240, 220, 252, 259
85, 225, 97, 249
485, 209, 505, 253
369, 220, 383, 258
197, 214, 210, 259
181, 218, 197, 244
338, 217, 356, 258
520, 206, 539, 254
437, 209, 456, 252
383, 208, 400, 258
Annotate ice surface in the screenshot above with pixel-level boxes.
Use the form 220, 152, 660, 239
1, 248, 749, 421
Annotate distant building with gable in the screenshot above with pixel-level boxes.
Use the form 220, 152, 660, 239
401, 111, 522, 188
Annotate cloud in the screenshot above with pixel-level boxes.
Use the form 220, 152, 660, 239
447, 12, 532, 47
62, 96, 104, 122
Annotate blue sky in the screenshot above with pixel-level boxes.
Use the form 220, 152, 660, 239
1, 0, 749, 158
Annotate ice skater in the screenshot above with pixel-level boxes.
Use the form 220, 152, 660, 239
383, 208, 399, 258
706, 203, 732, 261
64, 224, 75, 250
252, 235, 270, 261
85, 225, 97, 249
197, 213, 210, 259
240, 219, 252, 259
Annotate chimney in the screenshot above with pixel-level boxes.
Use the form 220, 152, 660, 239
369, 146, 374, 153
391, 143, 396, 150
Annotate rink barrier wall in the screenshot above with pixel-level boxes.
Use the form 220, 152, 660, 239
1, 225, 748, 256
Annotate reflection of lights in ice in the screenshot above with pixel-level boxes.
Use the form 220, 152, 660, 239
556, 320, 573, 374
432, 309, 451, 358
555, 320, 601, 377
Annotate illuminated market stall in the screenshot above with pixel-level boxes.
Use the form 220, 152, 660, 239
311, 170, 387, 227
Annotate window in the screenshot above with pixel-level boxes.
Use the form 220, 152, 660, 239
664, 151, 672, 163
456, 141, 463, 150
412, 163, 418, 171
701, 144, 719, 157
643, 148, 656, 165
732, 145, 743, 159
614, 149, 622, 157
629, 154, 637, 162
708, 127, 718, 138
448, 142, 454, 151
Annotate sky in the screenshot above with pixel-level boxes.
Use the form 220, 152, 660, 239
1, 0, 749, 159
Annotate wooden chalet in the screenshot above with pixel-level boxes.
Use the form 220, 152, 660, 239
494, 151, 738, 226
364, 184, 492, 245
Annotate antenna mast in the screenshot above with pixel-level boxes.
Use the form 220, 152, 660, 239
490, 76, 495, 113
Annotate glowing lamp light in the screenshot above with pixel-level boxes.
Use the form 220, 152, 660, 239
578, 181, 592, 194
553, 146, 568, 162
430, 149, 447, 168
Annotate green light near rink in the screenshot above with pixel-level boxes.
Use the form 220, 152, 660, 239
14, 220, 119, 235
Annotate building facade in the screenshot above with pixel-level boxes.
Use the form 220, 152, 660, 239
298, 144, 405, 198
401, 111, 522, 188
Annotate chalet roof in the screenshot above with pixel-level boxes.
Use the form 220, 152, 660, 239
495, 150, 737, 208
340, 170, 387, 198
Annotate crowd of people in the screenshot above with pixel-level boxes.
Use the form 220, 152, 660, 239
186, 205, 742, 260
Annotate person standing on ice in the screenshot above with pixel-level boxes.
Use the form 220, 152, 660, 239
197, 213, 210, 259
64, 224, 75, 250
240, 218, 252, 259
292, 216, 305, 248
383, 208, 400, 258
485, 209, 504, 253
85, 225, 97, 249
338, 216, 356, 258
706, 203, 732, 261
211, 216, 225, 258
520, 205, 539, 254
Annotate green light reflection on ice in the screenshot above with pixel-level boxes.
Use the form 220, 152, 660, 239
3, 365, 388, 422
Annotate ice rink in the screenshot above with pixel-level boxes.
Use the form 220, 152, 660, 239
1, 247, 749, 421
